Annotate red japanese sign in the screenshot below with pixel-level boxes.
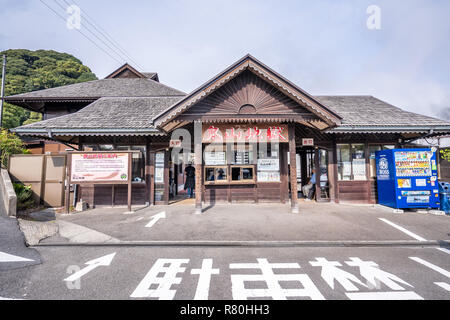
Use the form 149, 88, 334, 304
202, 124, 289, 143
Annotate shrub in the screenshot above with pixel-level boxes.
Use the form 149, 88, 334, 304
13, 182, 35, 211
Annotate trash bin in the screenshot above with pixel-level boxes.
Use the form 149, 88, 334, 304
438, 181, 450, 214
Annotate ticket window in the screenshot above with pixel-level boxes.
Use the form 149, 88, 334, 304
231, 165, 255, 183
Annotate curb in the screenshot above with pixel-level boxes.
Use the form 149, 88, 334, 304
32, 240, 450, 248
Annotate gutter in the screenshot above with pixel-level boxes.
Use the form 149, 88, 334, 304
327, 126, 450, 133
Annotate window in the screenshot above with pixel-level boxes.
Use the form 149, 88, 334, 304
231, 144, 255, 165
337, 144, 367, 181
369, 144, 396, 178
204, 166, 228, 184
231, 165, 255, 183
352, 144, 366, 180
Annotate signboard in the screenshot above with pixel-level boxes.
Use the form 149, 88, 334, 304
204, 151, 226, 165
257, 158, 279, 171
202, 124, 289, 143
170, 140, 182, 148
302, 138, 314, 146
257, 171, 281, 182
70, 152, 130, 183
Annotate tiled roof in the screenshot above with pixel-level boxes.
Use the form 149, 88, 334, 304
5, 78, 185, 100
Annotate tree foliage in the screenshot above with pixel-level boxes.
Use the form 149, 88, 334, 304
0, 49, 97, 128
0, 129, 30, 168
440, 148, 450, 162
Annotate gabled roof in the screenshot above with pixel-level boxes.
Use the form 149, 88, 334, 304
152, 54, 342, 131
12, 96, 184, 136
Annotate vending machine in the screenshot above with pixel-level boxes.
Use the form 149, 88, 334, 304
375, 148, 440, 209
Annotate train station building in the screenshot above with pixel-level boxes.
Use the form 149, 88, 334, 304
7, 55, 450, 213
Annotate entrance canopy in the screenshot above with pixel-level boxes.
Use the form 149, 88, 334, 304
152, 54, 342, 132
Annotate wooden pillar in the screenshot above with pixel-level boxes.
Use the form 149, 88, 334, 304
145, 139, 151, 206
127, 152, 132, 212
288, 124, 299, 213
65, 153, 72, 214
163, 149, 170, 205
149, 150, 155, 205
314, 147, 320, 201
194, 120, 203, 214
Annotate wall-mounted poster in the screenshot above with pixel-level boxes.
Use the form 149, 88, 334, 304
257, 171, 281, 182
70, 153, 129, 183
155, 153, 165, 183
257, 158, 279, 171
204, 151, 226, 165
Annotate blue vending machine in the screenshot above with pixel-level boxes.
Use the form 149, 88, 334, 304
375, 148, 440, 209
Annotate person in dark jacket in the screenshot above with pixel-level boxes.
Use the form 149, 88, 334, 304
184, 163, 196, 198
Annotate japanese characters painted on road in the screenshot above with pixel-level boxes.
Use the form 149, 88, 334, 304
124, 256, 432, 300
131, 259, 189, 300
230, 258, 325, 300
70, 152, 131, 183
202, 124, 289, 143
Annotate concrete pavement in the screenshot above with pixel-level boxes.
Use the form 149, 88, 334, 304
41, 202, 450, 244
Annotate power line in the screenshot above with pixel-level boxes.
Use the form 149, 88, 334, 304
52, 0, 128, 66
39, 0, 122, 65
62, 0, 144, 70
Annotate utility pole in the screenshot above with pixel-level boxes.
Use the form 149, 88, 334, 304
0, 54, 6, 128
0, 54, 6, 168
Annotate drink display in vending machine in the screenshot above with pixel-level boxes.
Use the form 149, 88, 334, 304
375, 148, 440, 209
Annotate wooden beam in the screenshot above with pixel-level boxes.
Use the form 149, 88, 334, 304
288, 124, 299, 213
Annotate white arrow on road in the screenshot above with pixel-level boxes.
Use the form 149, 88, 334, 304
64, 253, 116, 282
145, 211, 166, 228
0, 251, 34, 262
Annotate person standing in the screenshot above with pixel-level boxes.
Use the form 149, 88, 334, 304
184, 163, 196, 198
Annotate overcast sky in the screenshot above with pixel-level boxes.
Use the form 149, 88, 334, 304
0, 0, 449, 118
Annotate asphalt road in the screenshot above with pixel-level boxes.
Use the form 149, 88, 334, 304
0, 245, 449, 300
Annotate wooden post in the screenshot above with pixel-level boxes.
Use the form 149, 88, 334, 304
194, 120, 202, 214
288, 124, 299, 213
163, 149, 170, 205
149, 151, 155, 205
314, 147, 320, 201
127, 152, 132, 212
65, 153, 72, 214
111, 185, 115, 207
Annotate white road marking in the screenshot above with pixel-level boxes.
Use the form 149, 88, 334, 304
131, 259, 189, 299
64, 253, 116, 282
0, 251, 34, 263
434, 282, 450, 291
309, 257, 367, 291
230, 259, 325, 300
378, 218, 427, 241
346, 257, 413, 290
0, 297, 23, 300
409, 257, 450, 278
345, 291, 423, 300
436, 248, 450, 255
145, 211, 166, 228
191, 259, 220, 300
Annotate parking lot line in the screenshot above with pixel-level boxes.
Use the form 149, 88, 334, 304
409, 257, 450, 278
378, 218, 427, 241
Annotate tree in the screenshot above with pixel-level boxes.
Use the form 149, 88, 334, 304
0, 129, 30, 168
0, 49, 98, 128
